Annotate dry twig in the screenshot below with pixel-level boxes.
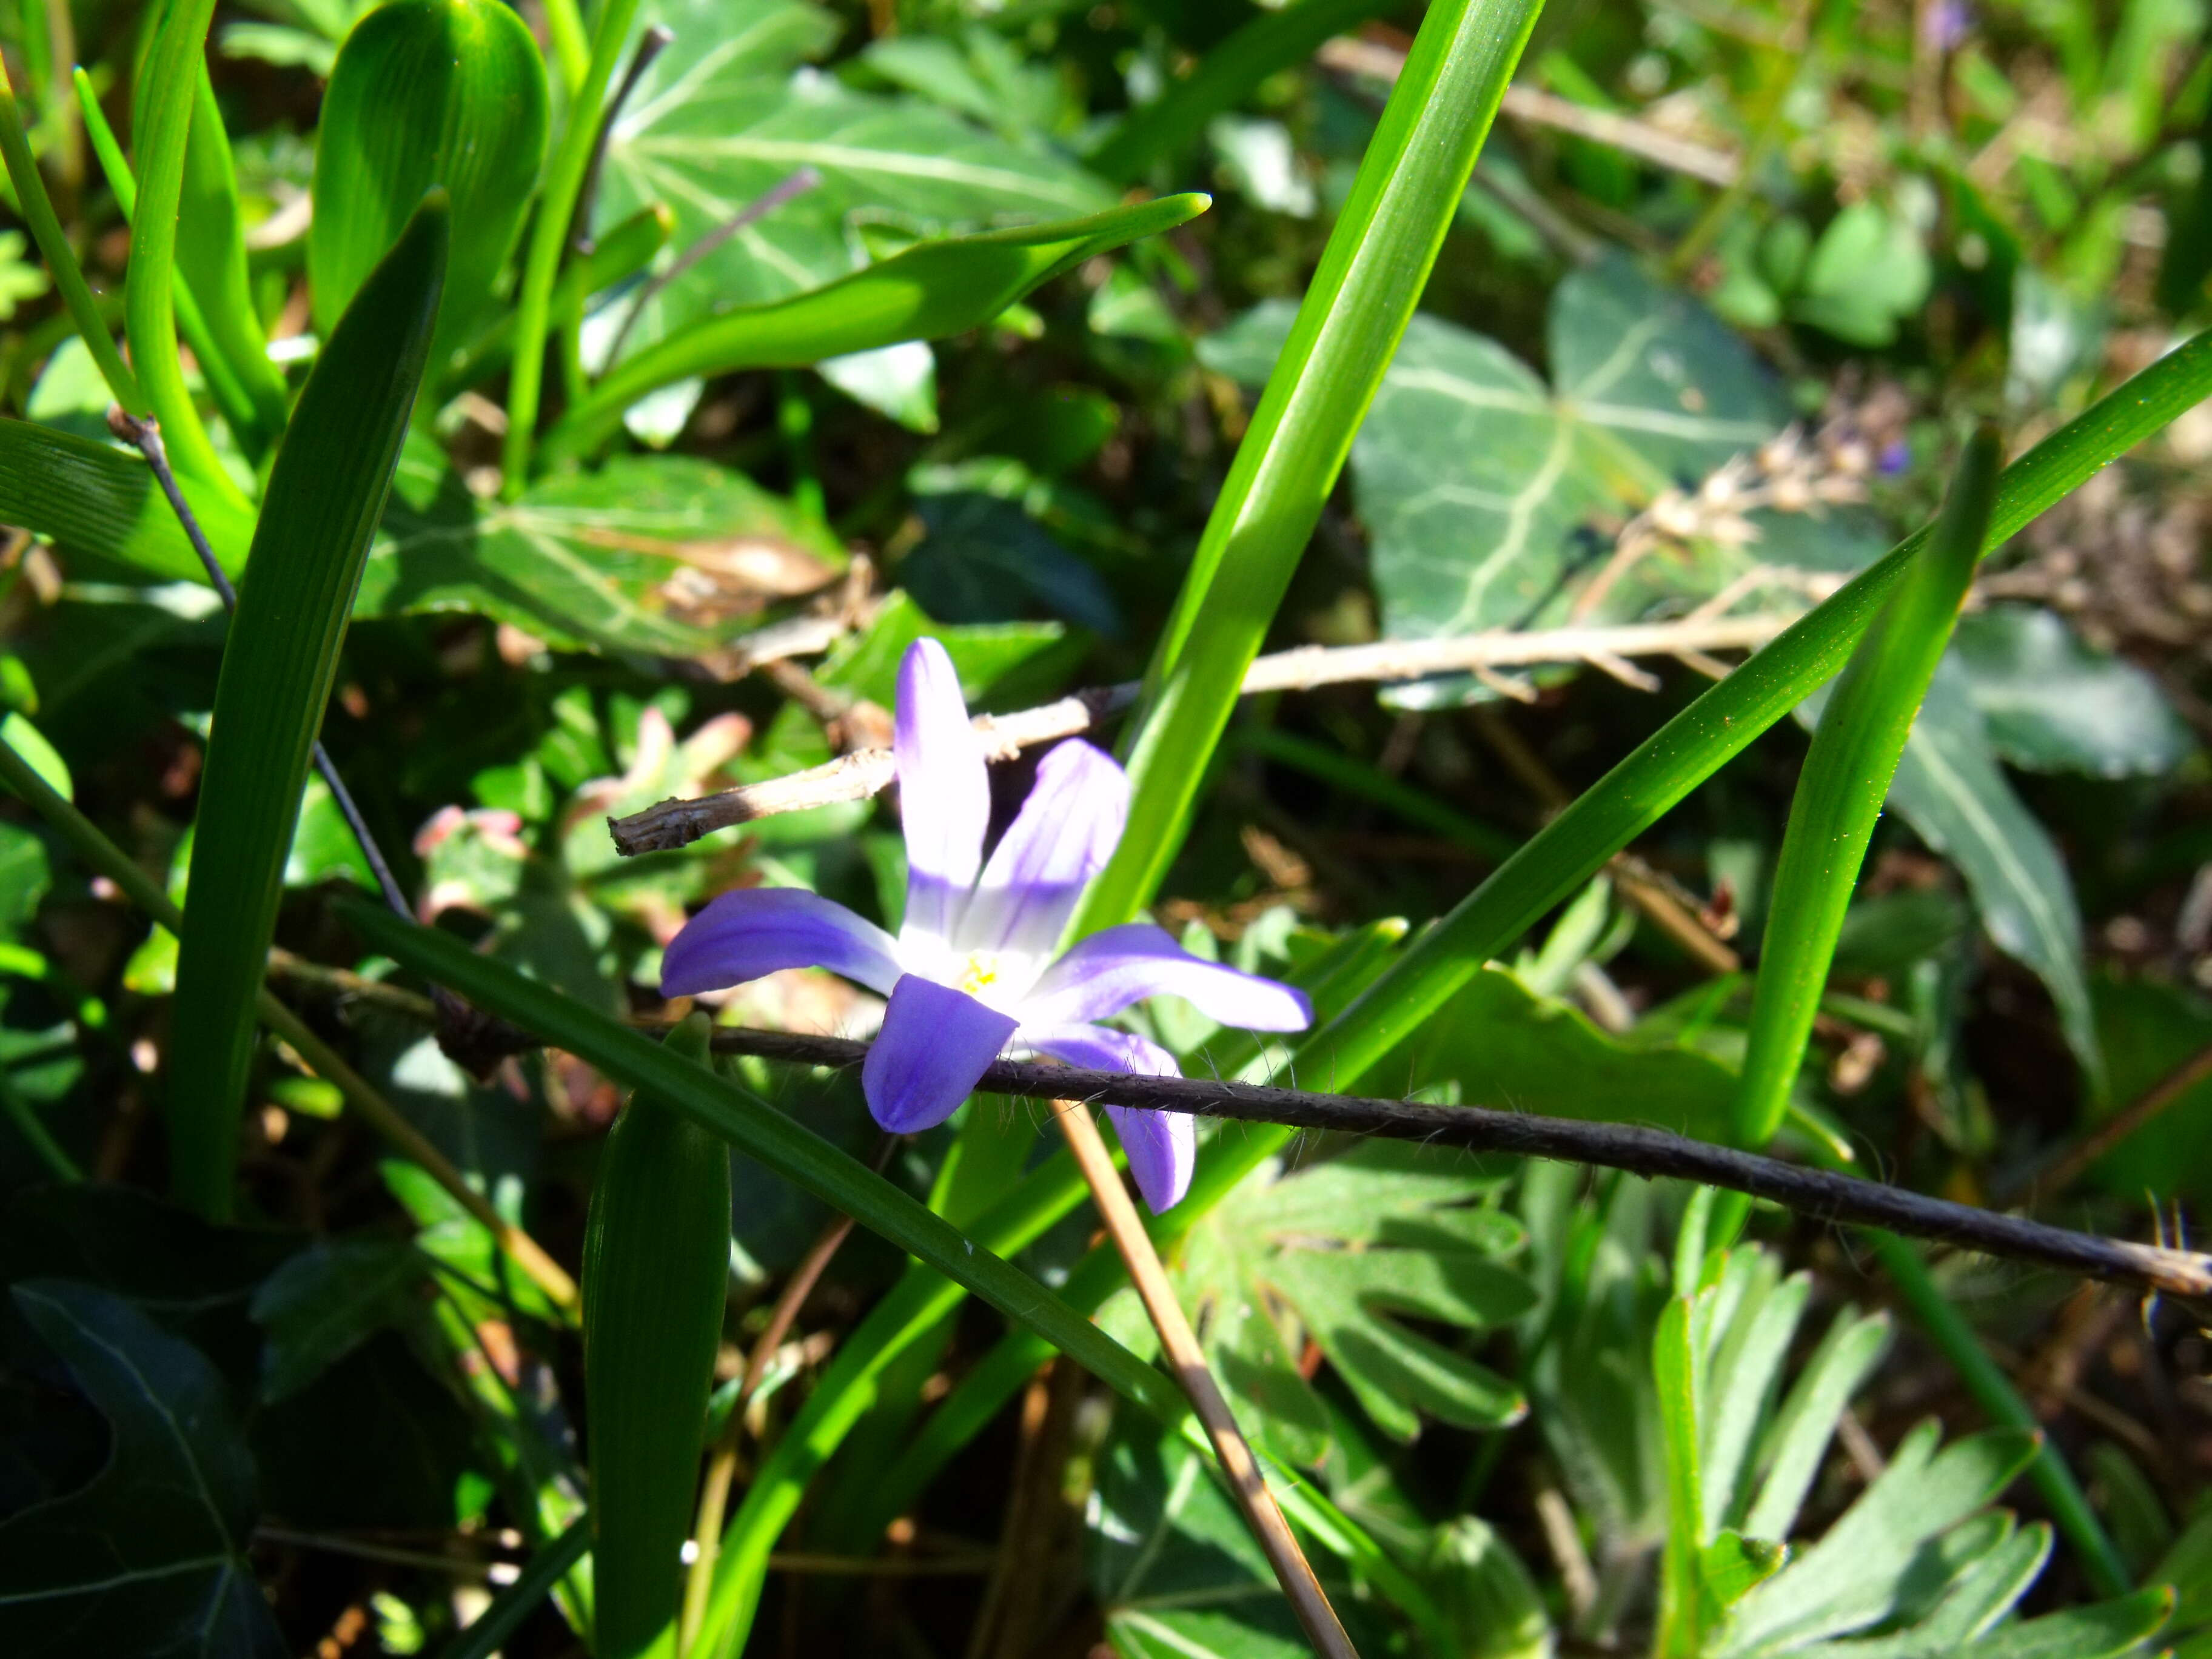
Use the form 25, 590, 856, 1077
1051, 1099, 1360, 1658
609, 612, 1800, 854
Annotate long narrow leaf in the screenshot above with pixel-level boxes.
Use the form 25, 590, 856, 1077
163, 198, 447, 1219
0, 59, 143, 413
498, 0, 646, 492
1071, 0, 1547, 939
539, 196, 1210, 468
124, 0, 245, 504
583, 1016, 729, 1659
174, 68, 290, 447
1731, 429, 2001, 1148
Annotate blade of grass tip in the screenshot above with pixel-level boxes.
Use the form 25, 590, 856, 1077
1729, 426, 2003, 1154
0, 59, 143, 414
1070, 0, 1547, 942
124, 0, 250, 509
434, 1517, 591, 1659
500, 0, 646, 495
1280, 327, 2212, 1114
75, 67, 263, 475
163, 196, 447, 1221
583, 1013, 732, 1659
1053, 1098, 1359, 1659
1868, 1228, 2131, 1598
0, 721, 578, 1313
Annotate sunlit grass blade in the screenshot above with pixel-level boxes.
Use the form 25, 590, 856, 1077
583, 1014, 729, 1659
1071, 0, 1547, 940
75, 70, 267, 463
1085, 0, 1395, 183
1731, 427, 2001, 1150
173, 67, 291, 449
498, 0, 645, 494
124, 0, 247, 506
1290, 327, 2212, 1102
538, 195, 1211, 469
0, 59, 142, 414
164, 197, 447, 1219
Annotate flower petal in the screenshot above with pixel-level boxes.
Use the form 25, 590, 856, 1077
1025, 1023, 1191, 1211
662, 887, 902, 998
1019, 923, 1312, 1032
960, 740, 1129, 962
896, 638, 990, 951
863, 974, 1018, 1134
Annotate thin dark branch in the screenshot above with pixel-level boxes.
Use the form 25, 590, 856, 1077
113, 411, 412, 922
571, 23, 675, 256
658, 1022, 2212, 1299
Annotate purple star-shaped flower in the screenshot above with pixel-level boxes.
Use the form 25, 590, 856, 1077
662, 638, 1313, 1210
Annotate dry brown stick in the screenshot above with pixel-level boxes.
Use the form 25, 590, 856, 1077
646, 1026, 2212, 1299
1316, 37, 1742, 185
609, 613, 1798, 854
2003, 1040, 2212, 1204
679, 1136, 896, 1650
1050, 1099, 1361, 1659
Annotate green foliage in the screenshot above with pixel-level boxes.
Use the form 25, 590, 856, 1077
581, 1015, 731, 1659
309, 0, 549, 367
1734, 430, 1999, 1149
165, 197, 447, 1216
0, 1280, 283, 1657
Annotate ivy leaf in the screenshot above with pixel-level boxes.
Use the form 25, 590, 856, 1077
0, 1281, 283, 1658
364, 442, 845, 655
1950, 605, 2193, 778
1882, 666, 2102, 1094
595, 0, 1111, 361
1201, 258, 1789, 706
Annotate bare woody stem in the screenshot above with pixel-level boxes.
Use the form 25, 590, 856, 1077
608, 612, 1801, 854
1051, 1099, 1361, 1659
640, 1024, 2212, 1299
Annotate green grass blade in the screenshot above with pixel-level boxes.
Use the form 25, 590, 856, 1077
0, 59, 143, 414
76, 68, 273, 468
1731, 428, 2002, 1150
1290, 327, 2212, 1102
538, 196, 1210, 469
0, 415, 253, 582
175, 67, 290, 449
1869, 1228, 2130, 1598
124, 0, 248, 506
499, 0, 646, 494
1085, 0, 1397, 183
583, 1014, 730, 1659
1070, 0, 1547, 940
437, 204, 670, 398
163, 198, 448, 1219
